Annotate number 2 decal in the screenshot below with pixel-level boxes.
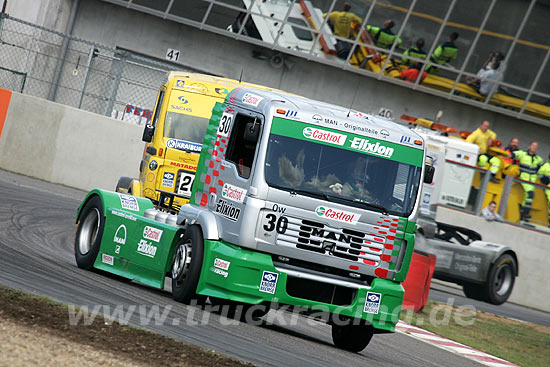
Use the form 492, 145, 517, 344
177, 172, 195, 197
218, 112, 233, 137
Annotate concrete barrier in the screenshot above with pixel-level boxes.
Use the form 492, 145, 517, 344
1, 89, 548, 312
436, 206, 550, 312
0, 89, 143, 191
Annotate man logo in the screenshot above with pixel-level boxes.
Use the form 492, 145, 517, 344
113, 224, 127, 245
380, 129, 390, 137
312, 114, 323, 121
177, 96, 189, 104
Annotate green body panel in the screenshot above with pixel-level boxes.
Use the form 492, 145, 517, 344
196, 240, 404, 332
393, 232, 416, 283
78, 189, 183, 289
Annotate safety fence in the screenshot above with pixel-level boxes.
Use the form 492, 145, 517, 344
101, 0, 550, 125
0, 13, 196, 123
439, 159, 550, 233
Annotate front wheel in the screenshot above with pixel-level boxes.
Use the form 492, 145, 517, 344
115, 176, 134, 194
484, 254, 516, 305
171, 226, 205, 304
331, 322, 374, 353
74, 196, 105, 270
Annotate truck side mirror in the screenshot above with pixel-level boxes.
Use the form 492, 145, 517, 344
424, 164, 435, 184
142, 124, 155, 143
243, 119, 260, 144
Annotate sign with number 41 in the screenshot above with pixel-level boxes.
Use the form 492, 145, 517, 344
166, 48, 180, 62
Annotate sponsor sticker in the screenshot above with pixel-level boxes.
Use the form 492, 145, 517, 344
175, 80, 185, 88
212, 268, 228, 278
137, 239, 157, 258
302, 127, 346, 146
242, 92, 263, 106
119, 194, 139, 211
162, 172, 175, 188
364, 291, 382, 314
102, 254, 114, 266
380, 129, 390, 138
143, 226, 163, 243
350, 137, 395, 158
222, 183, 247, 203
113, 224, 127, 245
315, 206, 360, 224
285, 110, 298, 118
110, 209, 137, 221
259, 271, 278, 294
166, 139, 202, 152
400, 136, 412, 145
215, 199, 241, 222
312, 114, 323, 121
214, 258, 230, 270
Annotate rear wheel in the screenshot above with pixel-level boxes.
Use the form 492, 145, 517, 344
462, 282, 487, 302
484, 254, 516, 305
74, 196, 104, 270
331, 322, 374, 353
171, 226, 205, 304
115, 176, 134, 194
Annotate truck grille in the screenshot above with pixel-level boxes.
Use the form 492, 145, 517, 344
276, 217, 385, 265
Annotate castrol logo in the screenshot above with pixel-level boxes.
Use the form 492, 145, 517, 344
303, 127, 346, 146
315, 206, 360, 224
143, 226, 163, 243
221, 183, 247, 203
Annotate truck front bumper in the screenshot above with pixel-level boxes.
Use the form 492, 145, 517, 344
197, 240, 404, 332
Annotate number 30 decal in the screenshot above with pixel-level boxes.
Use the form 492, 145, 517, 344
218, 112, 233, 137
263, 214, 288, 234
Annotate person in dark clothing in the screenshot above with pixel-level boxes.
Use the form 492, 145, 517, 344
426, 32, 459, 74
402, 38, 427, 66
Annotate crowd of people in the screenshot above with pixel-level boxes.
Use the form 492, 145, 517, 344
467, 120, 550, 226
324, 2, 506, 92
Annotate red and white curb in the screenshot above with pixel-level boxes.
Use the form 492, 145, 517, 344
396, 321, 518, 367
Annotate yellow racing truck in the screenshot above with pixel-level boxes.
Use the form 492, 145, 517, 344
116, 72, 291, 210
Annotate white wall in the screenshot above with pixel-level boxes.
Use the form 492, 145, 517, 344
0, 90, 143, 191
436, 206, 550, 312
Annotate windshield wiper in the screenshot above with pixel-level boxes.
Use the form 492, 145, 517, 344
352, 199, 389, 215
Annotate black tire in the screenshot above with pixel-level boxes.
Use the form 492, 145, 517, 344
171, 226, 205, 304
484, 254, 517, 305
331, 322, 374, 353
74, 196, 105, 270
115, 176, 133, 194
462, 282, 488, 302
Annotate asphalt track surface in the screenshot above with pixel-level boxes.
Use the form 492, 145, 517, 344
0, 170, 547, 366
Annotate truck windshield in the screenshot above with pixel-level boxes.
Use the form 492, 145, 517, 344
265, 134, 422, 217
164, 112, 209, 144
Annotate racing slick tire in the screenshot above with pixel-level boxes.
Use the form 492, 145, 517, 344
74, 196, 105, 270
462, 282, 487, 302
171, 225, 206, 304
115, 176, 133, 194
331, 321, 374, 353
484, 254, 517, 305
462, 254, 516, 305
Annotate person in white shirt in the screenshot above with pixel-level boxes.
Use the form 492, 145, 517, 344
481, 201, 503, 221
467, 60, 502, 98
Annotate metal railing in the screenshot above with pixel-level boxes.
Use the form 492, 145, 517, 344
440, 159, 550, 233
0, 13, 197, 122
101, 0, 550, 125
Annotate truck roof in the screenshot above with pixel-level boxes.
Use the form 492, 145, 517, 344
165, 71, 293, 97
228, 87, 424, 148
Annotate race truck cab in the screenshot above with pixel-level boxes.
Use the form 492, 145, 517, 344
75, 88, 432, 352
